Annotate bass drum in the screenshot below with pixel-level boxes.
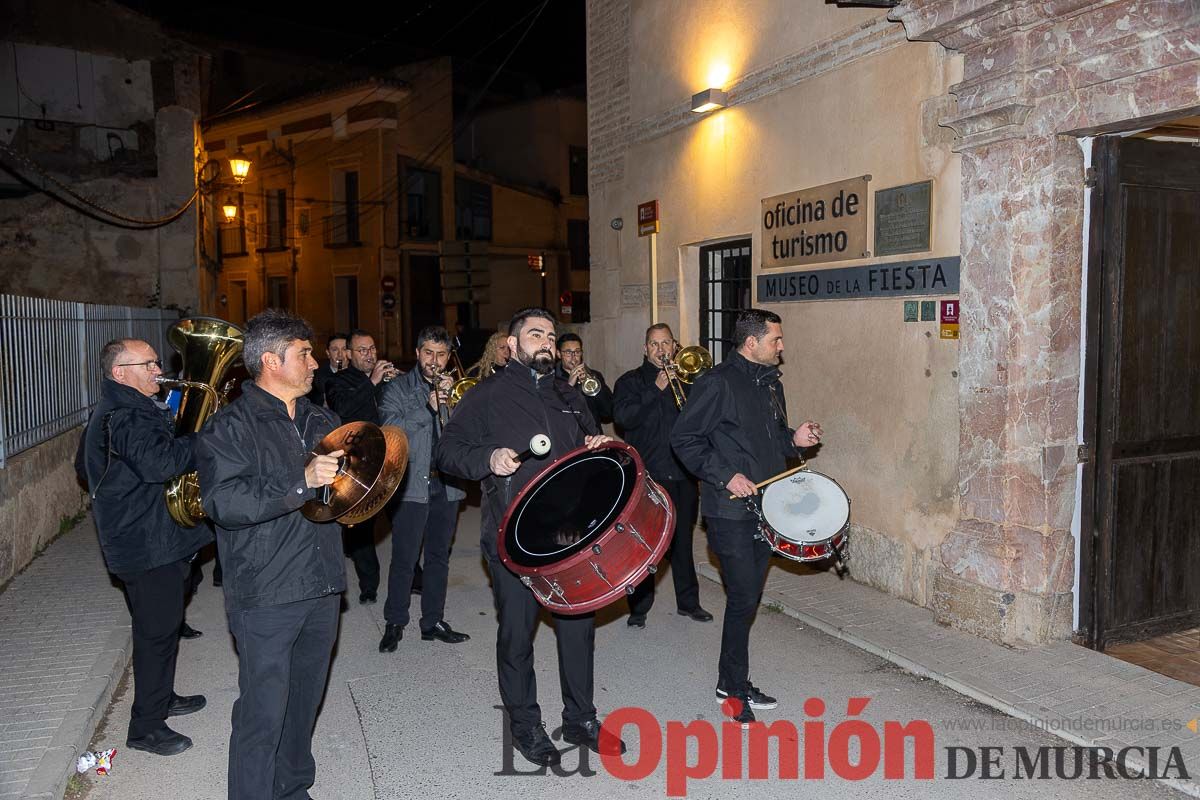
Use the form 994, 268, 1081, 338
499, 442, 675, 614
759, 469, 850, 563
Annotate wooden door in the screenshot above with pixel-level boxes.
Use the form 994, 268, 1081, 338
1086, 136, 1200, 647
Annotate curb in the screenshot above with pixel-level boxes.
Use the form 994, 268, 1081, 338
696, 560, 1200, 798
21, 625, 131, 800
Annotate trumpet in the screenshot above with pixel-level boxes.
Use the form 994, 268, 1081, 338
660, 345, 712, 410
579, 367, 601, 397
431, 350, 479, 426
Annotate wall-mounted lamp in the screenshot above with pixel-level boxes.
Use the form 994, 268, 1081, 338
227, 147, 252, 185
221, 196, 239, 223
691, 88, 728, 114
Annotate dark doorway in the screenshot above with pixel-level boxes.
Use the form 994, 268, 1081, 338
408, 254, 444, 354
1082, 136, 1200, 650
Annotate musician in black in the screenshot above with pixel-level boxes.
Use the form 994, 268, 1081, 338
196, 310, 344, 800
325, 329, 396, 603
671, 309, 822, 727
81, 338, 212, 756
437, 307, 626, 766
613, 323, 711, 628
556, 333, 613, 428
307, 332, 347, 407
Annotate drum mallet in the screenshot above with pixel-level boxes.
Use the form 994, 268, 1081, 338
516, 434, 552, 462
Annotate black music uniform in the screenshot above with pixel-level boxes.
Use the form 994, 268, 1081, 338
436, 358, 625, 765
83, 374, 213, 755
670, 351, 800, 723
197, 381, 343, 800
613, 358, 711, 627
325, 365, 383, 602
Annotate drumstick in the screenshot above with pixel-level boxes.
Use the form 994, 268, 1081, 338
516, 434, 552, 462
727, 464, 807, 499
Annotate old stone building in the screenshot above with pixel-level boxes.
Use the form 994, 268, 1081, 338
584, 0, 1200, 649
0, 0, 209, 311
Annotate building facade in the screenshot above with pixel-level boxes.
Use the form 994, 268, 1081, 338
0, 0, 208, 311
584, 0, 1200, 647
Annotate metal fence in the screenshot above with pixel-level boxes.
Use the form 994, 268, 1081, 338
0, 294, 178, 468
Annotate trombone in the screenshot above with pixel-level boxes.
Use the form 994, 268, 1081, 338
432, 350, 480, 426
660, 345, 712, 410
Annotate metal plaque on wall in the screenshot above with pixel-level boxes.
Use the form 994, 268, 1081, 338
874, 181, 932, 257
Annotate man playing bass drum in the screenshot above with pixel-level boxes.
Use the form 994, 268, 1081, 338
436, 306, 626, 767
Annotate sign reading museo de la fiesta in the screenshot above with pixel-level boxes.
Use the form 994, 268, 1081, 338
761, 176, 869, 269
757, 256, 960, 303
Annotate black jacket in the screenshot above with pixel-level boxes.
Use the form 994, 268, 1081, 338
555, 363, 613, 427
613, 357, 691, 483
436, 363, 598, 561
196, 382, 345, 611
306, 362, 338, 407
326, 366, 381, 425
670, 352, 799, 521
81, 380, 212, 574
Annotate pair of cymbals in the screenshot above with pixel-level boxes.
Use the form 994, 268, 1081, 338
301, 422, 409, 524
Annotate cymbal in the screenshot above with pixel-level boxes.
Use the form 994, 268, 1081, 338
339, 425, 410, 526
301, 422, 387, 522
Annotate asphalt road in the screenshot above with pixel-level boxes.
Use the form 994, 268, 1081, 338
84, 503, 1193, 800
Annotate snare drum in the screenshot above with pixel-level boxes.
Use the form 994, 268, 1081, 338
758, 470, 850, 563
498, 442, 675, 614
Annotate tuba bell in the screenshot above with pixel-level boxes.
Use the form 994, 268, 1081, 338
157, 317, 244, 527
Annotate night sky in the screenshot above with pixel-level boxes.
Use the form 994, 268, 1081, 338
118, 0, 586, 111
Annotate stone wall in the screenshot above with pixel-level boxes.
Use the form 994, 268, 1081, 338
0, 429, 89, 586
893, 0, 1200, 643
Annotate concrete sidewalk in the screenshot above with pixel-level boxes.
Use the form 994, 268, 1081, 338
5, 514, 1200, 799
0, 518, 129, 800
694, 538, 1200, 797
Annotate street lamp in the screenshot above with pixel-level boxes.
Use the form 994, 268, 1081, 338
227, 148, 252, 185
221, 196, 239, 223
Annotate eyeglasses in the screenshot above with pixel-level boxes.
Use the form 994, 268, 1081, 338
116, 359, 163, 370
353, 346, 377, 355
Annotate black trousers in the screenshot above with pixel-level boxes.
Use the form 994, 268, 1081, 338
116, 558, 190, 739
705, 517, 773, 694
227, 593, 340, 800
384, 488, 459, 629
342, 522, 380, 596
628, 478, 701, 616
487, 559, 595, 732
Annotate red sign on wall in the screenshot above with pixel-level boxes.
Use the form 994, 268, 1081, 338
637, 200, 660, 237
940, 299, 960, 340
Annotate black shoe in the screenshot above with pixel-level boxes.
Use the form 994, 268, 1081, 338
716, 681, 778, 710
627, 614, 646, 628
722, 696, 756, 727
211, 573, 222, 588
167, 693, 206, 717
359, 591, 377, 605
421, 620, 469, 643
379, 623, 402, 652
411, 582, 423, 595
178, 622, 203, 639
126, 727, 193, 756
512, 724, 561, 767
677, 606, 714, 622
561, 718, 627, 756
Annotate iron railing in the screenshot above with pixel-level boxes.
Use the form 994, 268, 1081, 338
0, 294, 177, 468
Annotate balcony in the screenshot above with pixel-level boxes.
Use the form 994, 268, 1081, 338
323, 213, 362, 248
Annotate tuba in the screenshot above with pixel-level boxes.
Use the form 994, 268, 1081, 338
157, 317, 244, 527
